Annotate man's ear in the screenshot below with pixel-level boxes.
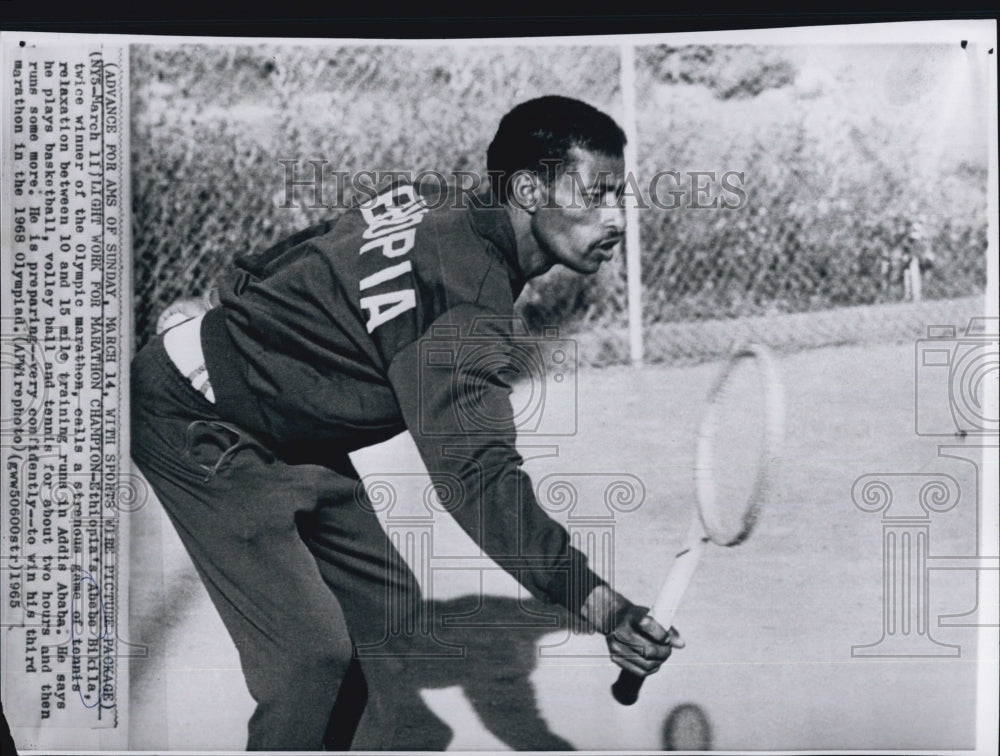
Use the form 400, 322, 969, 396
508, 170, 542, 213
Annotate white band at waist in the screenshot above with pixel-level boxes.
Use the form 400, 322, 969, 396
162, 312, 215, 403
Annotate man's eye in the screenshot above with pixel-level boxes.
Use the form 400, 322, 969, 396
591, 189, 623, 206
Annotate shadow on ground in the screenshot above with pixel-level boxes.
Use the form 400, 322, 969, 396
660, 702, 713, 751
372, 596, 717, 751
374, 594, 576, 751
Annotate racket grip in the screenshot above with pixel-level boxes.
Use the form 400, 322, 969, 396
611, 521, 708, 706
612, 669, 644, 705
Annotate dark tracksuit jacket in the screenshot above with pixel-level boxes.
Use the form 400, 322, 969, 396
200, 181, 606, 616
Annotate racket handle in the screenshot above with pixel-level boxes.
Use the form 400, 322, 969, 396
611, 521, 708, 706
650, 522, 708, 622
612, 670, 644, 705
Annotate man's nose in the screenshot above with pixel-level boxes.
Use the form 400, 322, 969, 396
602, 204, 625, 235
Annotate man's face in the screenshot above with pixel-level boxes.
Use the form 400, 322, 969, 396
530, 147, 626, 275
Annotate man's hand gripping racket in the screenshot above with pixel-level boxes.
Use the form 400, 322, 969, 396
612, 343, 786, 706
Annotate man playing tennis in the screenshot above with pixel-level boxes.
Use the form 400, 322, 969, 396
132, 95, 683, 750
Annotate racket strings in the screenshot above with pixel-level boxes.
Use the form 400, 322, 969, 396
696, 354, 773, 546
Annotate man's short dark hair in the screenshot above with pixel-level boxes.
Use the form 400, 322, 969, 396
487, 95, 627, 204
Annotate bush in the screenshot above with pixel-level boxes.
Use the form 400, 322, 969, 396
132, 43, 989, 353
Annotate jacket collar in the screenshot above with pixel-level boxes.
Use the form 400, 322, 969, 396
468, 190, 526, 298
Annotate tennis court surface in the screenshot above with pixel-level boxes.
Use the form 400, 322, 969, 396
128, 334, 993, 751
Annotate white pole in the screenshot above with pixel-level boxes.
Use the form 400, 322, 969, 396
620, 42, 644, 366
908, 255, 922, 302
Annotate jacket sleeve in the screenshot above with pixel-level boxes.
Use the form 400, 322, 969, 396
385, 303, 607, 616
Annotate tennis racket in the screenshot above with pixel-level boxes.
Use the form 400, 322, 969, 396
612, 343, 785, 706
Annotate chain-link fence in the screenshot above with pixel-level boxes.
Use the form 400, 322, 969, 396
630, 44, 989, 363
131, 42, 990, 363
130, 43, 624, 348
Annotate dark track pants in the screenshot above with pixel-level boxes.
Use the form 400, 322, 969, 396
131, 335, 420, 750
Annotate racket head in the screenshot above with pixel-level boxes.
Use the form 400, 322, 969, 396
694, 343, 785, 547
